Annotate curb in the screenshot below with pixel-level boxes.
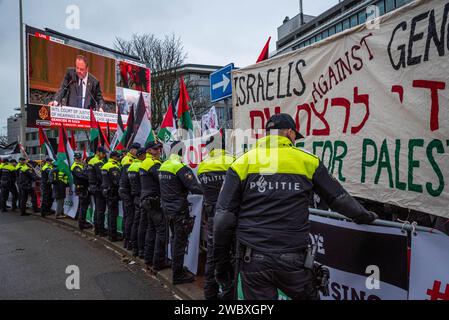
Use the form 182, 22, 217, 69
30, 211, 204, 300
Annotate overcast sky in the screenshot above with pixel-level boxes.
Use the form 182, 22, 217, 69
0, 0, 338, 135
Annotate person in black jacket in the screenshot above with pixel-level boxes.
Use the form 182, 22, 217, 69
87, 147, 108, 235
213, 114, 378, 300
159, 141, 203, 285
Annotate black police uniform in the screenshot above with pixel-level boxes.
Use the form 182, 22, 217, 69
198, 149, 235, 300
159, 153, 203, 284
140, 156, 166, 269
71, 160, 91, 229
18, 163, 38, 215
119, 152, 137, 249
101, 157, 121, 241
87, 155, 107, 235
214, 132, 376, 300
41, 161, 54, 216
1, 162, 18, 212
128, 158, 144, 257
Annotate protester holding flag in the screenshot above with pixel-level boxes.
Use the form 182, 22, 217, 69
101, 151, 122, 242
40, 158, 55, 217
88, 147, 108, 236
71, 153, 92, 230
159, 141, 203, 285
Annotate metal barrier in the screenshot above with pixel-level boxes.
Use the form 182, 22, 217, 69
309, 208, 445, 235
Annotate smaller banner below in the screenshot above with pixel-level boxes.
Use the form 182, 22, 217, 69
27, 104, 128, 130
409, 232, 449, 300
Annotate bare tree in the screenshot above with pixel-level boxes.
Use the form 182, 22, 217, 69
115, 33, 195, 129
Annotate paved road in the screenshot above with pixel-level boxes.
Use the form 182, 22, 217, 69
0, 211, 176, 300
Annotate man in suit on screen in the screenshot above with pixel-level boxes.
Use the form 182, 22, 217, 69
49, 55, 105, 111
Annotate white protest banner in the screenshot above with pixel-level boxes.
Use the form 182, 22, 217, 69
232, 0, 449, 218
201, 106, 219, 134
167, 195, 203, 275
409, 232, 449, 300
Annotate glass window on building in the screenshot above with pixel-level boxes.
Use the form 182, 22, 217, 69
316, 33, 322, 42
376, 0, 385, 15
343, 18, 350, 30
396, 0, 409, 7
358, 10, 366, 24
386, 0, 395, 12
322, 29, 329, 39
335, 22, 343, 33
328, 26, 336, 36
304, 39, 310, 46
350, 14, 358, 27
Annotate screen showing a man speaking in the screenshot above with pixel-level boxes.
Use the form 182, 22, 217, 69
27, 28, 151, 121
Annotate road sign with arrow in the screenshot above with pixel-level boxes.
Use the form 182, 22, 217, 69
210, 63, 234, 103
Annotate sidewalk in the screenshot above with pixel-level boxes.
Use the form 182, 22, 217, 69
29, 211, 205, 300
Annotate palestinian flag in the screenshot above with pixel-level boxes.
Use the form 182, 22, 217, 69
123, 104, 134, 149
177, 77, 194, 139
89, 108, 110, 151
158, 102, 177, 143
38, 126, 55, 160
56, 126, 74, 185
131, 93, 153, 147
111, 108, 126, 151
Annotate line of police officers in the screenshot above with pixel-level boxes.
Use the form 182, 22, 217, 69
1, 114, 378, 300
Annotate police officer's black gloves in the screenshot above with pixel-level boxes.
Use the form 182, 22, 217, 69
353, 211, 378, 225
215, 266, 234, 295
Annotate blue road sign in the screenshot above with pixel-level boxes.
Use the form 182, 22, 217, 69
210, 63, 234, 103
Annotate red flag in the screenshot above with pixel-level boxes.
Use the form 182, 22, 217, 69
256, 36, 271, 63
70, 130, 77, 151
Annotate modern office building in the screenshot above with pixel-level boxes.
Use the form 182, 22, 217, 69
276, 0, 414, 55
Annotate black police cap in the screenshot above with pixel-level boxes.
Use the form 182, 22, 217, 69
19, 157, 26, 162
145, 141, 163, 150
136, 148, 146, 157
97, 147, 107, 154
266, 113, 304, 140
130, 142, 141, 150
45, 157, 53, 162
110, 151, 120, 158
74, 152, 82, 159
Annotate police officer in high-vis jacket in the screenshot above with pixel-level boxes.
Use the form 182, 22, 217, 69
88, 147, 107, 236
1, 159, 18, 212
140, 141, 168, 272
120, 142, 141, 250
198, 135, 235, 300
41, 158, 54, 217
71, 153, 91, 230
18, 160, 38, 216
213, 114, 378, 300
128, 148, 146, 257
101, 151, 122, 242
159, 141, 203, 285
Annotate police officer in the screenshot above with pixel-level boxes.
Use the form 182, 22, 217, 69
28, 161, 39, 213
88, 147, 108, 236
128, 148, 146, 257
140, 141, 169, 271
198, 135, 235, 300
71, 153, 92, 230
1, 159, 18, 212
50, 161, 69, 219
119, 142, 141, 250
18, 160, 38, 216
159, 141, 203, 285
41, 158, 55, 217
213, 114, 378, 300
101, 151, 122, 242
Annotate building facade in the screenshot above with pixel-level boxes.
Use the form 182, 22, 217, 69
276, 0, 414, 55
